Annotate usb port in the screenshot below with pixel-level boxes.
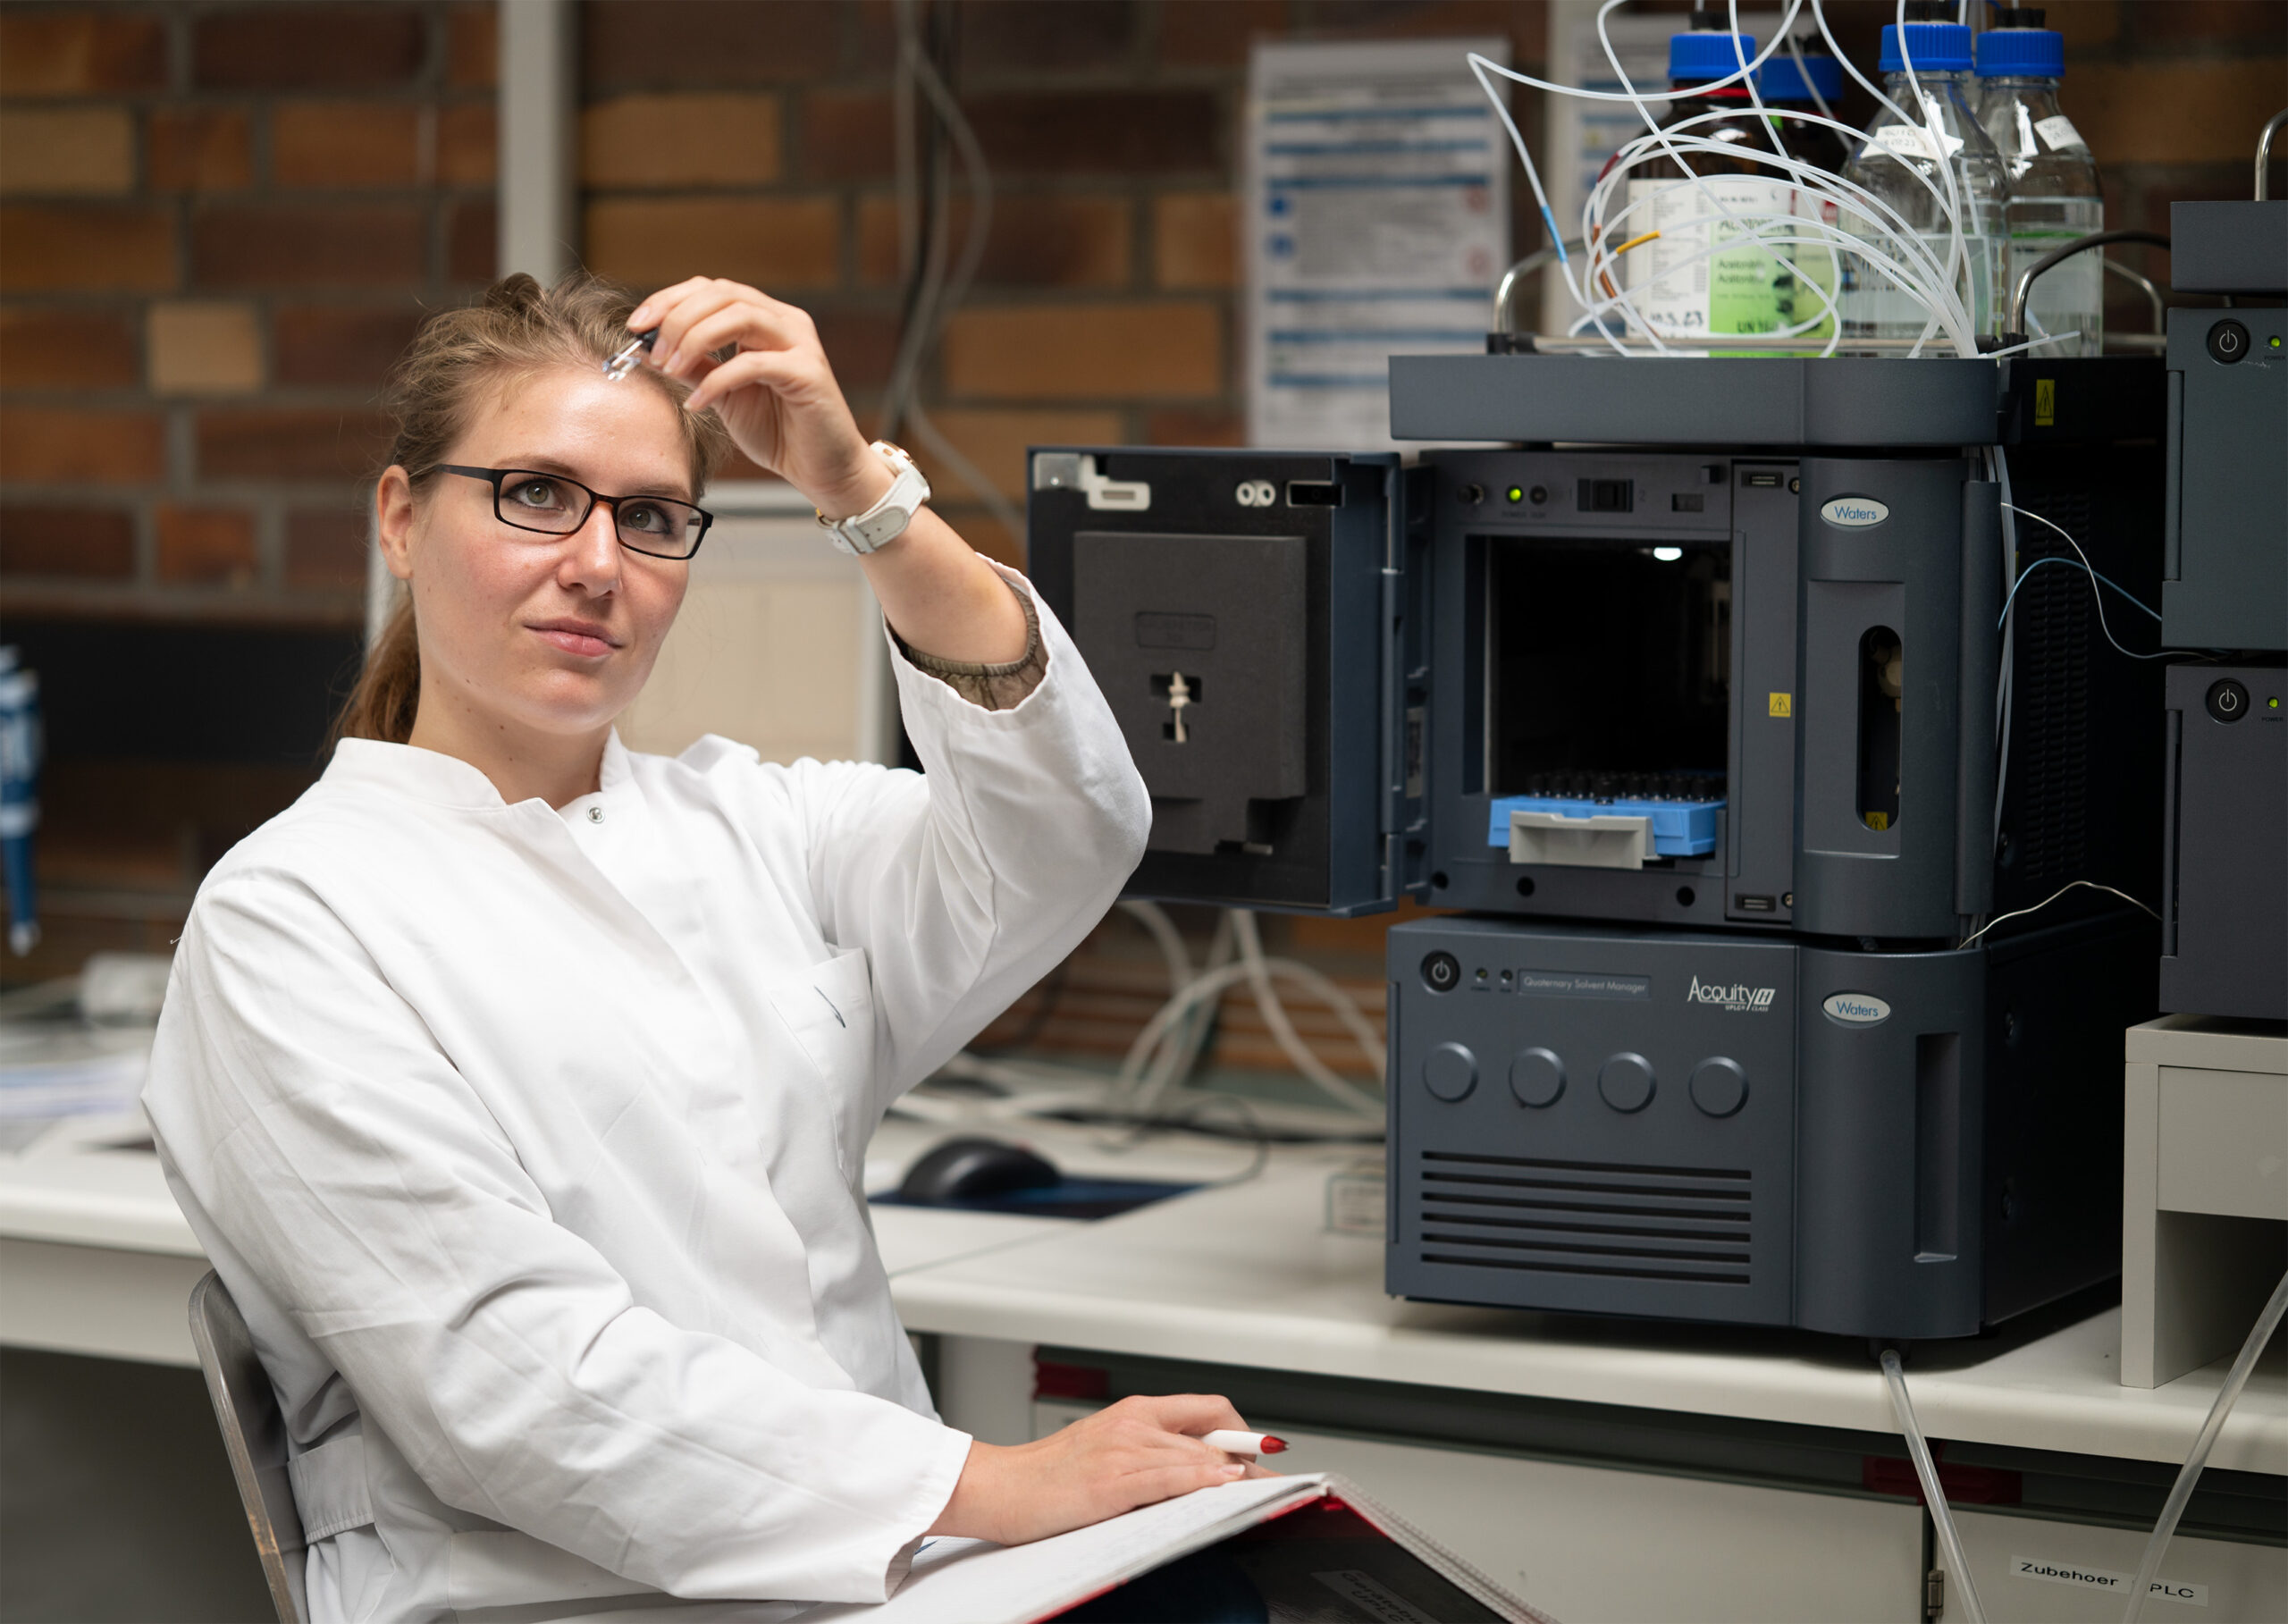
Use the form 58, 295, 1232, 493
1672, 492, 1704, 512
1735, 893, 1777, 912
1286, 481, 1344, 507
1742, 471, 1781, 488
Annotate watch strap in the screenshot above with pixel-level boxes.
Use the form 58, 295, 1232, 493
819, 442, 930, 555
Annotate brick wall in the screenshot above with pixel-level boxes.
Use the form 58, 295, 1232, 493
574, 0, 1552, 560
0, 1, 494, 982
8, 1, 2276, 615
0, 1, 498, 622
570, 2, 2284, 562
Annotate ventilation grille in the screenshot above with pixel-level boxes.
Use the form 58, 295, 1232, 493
2014, 492, 2094, 888
1414, 1150, 1752, 1285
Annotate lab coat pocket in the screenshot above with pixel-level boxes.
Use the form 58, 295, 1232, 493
762, 947, 879, 1178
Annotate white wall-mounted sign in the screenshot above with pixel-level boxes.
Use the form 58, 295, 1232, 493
1245, 36, 1510, 450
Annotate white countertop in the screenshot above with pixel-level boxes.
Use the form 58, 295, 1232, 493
0, 1111, 198, 1256
888, 1159, 2288, 1476
5, 1104, 2281, 1474
0, 1108, 1082, 1281
871, 1207, 1072, 1277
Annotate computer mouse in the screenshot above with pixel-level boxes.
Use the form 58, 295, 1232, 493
896, 1136, 1061, 1206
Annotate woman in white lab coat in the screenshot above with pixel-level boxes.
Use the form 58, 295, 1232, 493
142, 273, 1258, 1623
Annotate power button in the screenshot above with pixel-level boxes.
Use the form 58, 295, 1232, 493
2208, 678, 2250, 723
2208, 320, 2250, 365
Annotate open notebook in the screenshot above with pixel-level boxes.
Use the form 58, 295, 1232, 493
803, 1473, 1555, 1624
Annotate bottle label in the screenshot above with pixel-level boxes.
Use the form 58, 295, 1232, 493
1867, 123, 1965, 163
1621, 177, 1838, 344
2032, 114, 2086, 152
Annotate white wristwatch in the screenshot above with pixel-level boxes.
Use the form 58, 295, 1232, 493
817, 442, 930, 556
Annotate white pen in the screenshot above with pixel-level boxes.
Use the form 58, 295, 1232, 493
1201, 1429, 1287, 1457
602, 328, 657, 382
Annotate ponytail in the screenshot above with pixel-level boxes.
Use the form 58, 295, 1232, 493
332, 595, 421, 747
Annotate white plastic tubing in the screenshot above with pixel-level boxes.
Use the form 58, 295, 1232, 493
1881, 1347, 1989, 1624
2122, 1268, 2288, 1623
1468, 0, 1983, 356
938, 903, 1387, 1134
1109, 905, 1386, 1124
1880, 1267, 2288, 1624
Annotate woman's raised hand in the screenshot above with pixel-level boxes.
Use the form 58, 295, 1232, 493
628, 278, 889, 520
928, 1393, 1274, 1547
633, 273, 1027, 665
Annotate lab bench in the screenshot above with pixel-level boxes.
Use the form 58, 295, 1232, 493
1, 1111, 2281, 1622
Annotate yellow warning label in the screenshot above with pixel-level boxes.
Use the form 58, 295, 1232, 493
2034, 377, 2056, 427
1769, 692, 1793, 717
1864, 811, 1890, 831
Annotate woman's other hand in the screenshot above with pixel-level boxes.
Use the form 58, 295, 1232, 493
628, 278, 888, 521
927, 1393, 1274, 1546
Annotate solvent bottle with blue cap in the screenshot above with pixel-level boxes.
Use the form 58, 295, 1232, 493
1619, 15, 1843, 349
1838, 1, 2009, 349
1974, 5, 2103, 356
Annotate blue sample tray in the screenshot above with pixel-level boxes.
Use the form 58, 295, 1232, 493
1487, 795, 1724, 858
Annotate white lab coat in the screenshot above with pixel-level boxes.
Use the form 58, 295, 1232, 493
143, 576, 1148, 1624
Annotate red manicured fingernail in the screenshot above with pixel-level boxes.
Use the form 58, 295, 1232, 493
1258, 1436, 1288, 1454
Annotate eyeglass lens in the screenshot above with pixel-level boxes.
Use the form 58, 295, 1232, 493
498, 472, 702, 556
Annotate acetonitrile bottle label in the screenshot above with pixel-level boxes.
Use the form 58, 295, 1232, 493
1621, 177, 1839, 348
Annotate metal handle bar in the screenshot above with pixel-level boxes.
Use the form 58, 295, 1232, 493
1493, 242, 1588, 335
2009, 229, 2171, 344
2258, 108, 2288, 201
2100, 257, 2167, 335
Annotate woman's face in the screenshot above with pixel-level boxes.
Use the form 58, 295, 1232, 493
381, 365, 694, 745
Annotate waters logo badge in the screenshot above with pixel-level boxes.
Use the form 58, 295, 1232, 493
1820, 495, 1890, 529
1821, 991, 1893, 1026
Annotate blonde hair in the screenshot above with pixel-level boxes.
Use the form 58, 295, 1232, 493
334, 272, 730, 747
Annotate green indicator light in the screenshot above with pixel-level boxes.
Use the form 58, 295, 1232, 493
1506, 485, 1526, 504
2273, 696, 2281, 710
2272, 336, 2283, 349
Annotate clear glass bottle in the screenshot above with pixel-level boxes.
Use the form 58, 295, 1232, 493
1974, 10, 2103, 355
1838, 16, 2010, 350
1754, 43, 1852, 349
1620, 27, 1840, 347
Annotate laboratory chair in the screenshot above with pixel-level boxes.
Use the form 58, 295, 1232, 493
189, 1270, 307, 1624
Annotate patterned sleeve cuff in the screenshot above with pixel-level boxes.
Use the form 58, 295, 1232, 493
894, 575, 1047, 712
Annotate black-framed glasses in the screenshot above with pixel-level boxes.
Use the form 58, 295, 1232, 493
433, 466, 713, 560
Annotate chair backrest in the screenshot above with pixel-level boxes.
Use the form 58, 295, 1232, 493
188, 1271, 307, 1624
